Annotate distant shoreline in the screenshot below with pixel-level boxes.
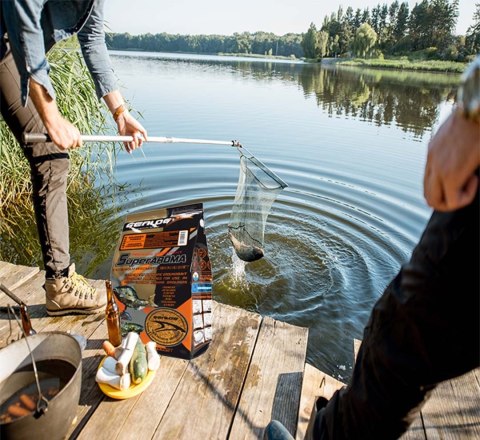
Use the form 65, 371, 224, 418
109, 49, 466, 74
318, 57, 466, 74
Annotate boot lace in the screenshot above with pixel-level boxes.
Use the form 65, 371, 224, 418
64, 272, 96, 299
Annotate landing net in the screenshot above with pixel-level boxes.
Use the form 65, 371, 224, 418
228, 147, 287, 262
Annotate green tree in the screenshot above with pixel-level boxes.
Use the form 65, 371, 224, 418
302, 23, 319, 58
351, 23, 378, 58
329, 34, 341, 57
338, 7, 355, 55
394, 2, 410, 40
362, 8, 371, 25
409, 0, 458, 51
466, 3, 480, 55
354, 8, 362, 28
317, 31, 329, 58
371, 5, 381, 33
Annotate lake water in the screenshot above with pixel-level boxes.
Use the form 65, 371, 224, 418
97, 51, 459, 380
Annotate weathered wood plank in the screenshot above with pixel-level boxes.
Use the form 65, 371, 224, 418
0, 262, 39, 290
421, 369, 480, 439
77, 354, 190, 440
296, 363, 345, 440
0, 273, 106, 340
0, 271, 49, 346
0, 269, 46, 306
116, 357, 190, 440
0, 278, 107, 347
229, 317, 308, 440
151, 303, 262, 440
400, 415, 426, 440
0, 261, 19, 278
67, 320, 112, 438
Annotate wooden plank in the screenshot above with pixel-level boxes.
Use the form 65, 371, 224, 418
296, 363, 345, 440
77, 355, 190, 440
0, 277, 106, 347
421, 369, 480, 439
0, 261, 14, 277
229, 317, 308, 440
400, 415, 426, 440
116, 357, 190, 440
0, 262, 39, 290
67, 319, 112, 438
0, 271, 48, 345
151, 303, 263, 440
0, 269, 46, 306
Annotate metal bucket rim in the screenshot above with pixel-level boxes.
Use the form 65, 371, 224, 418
0, 331, 82, 423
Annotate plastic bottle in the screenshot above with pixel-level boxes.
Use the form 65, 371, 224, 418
105, 280, 122, 347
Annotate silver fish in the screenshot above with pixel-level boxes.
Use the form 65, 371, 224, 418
229, 232, 264, 262
113, 285, 149, 310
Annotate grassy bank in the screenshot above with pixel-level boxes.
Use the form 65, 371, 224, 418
334, 57, 467, 74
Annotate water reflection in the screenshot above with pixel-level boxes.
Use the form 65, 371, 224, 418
112, 51, 458, 137
215, 58, 457, 137
299, 66, 457, 137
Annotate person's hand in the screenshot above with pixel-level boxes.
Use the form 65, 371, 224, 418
29, 78, 82, 150
424, 110, 480, 211
44, 114, 83, 150
115, 111, 148, 153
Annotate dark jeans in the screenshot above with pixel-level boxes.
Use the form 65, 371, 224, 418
0, 49, 70, 277
312, 184, 480, 439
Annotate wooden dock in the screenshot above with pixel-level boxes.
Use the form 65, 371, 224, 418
0, 260, 478, 439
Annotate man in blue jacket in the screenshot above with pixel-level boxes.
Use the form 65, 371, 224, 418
0, 0, 148, 315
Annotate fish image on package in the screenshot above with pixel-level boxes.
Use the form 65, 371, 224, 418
111, 203, 212, 360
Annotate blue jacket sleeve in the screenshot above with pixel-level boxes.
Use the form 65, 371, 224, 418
2, 0, 56, 106
78, 0, 117, 100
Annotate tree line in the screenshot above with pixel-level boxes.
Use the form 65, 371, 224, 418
106, 32, 304, 58
106, 1, 479, 61
303, 0, 479, 61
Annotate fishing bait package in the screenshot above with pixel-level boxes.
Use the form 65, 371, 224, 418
111, 203, 212, 360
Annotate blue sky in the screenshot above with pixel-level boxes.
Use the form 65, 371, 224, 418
105, 0, 475, 36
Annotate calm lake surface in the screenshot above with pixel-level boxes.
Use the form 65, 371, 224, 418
95, 51, 459, 380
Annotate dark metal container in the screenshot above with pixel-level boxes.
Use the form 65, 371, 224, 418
0, 332, 82, 440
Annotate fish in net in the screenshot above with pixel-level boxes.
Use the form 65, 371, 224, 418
228, 147, 287, 262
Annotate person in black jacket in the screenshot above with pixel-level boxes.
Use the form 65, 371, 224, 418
265, 56, 480, 440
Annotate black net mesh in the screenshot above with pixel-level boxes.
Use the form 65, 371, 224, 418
228, 148, 287, 262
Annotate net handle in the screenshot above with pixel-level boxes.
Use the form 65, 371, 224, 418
23, 132, 241, 147
23, 133, 287, 189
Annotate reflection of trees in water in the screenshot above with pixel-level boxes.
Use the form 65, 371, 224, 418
297, 66, 458, 137
208, 58, 457, 137
116, 54, 457, 138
